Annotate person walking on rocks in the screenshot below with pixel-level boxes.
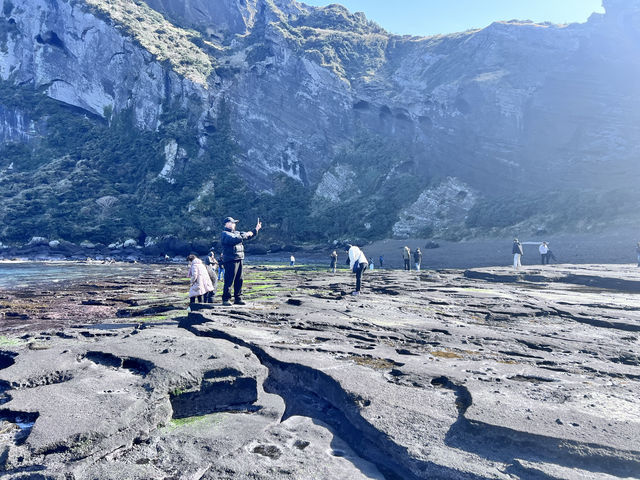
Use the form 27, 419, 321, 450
512, 238, 523, 270
402, 246, 411, 271
379, 255, 384, 268
330, 250, 338, 273
539, 242, 549, 265
220, 216, 262, 306
414, 248, 423, 271
636, 242, 640, 267
204, 251, 219, 303
290, 255, 296, 267
187, 254, 214, 305
347, 244, 369, 296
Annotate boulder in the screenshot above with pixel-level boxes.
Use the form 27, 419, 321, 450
158, 236, 190, 256
27, 237, 49, 246
269, 243, 284, 253
245, 244, 268, 255
190, 239, 212, 255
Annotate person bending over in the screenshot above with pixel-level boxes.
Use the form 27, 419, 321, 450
347, 244, 369, 296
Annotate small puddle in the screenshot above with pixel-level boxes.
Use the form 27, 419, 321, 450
15, 417, 36, 430
0, 411, 39, 444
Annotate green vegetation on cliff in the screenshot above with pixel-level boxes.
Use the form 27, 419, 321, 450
310, 133, 425, 242
0, 82, 323, 245
0, 81, 239, 243
82, 0, 214, 85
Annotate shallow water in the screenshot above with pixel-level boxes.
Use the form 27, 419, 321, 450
0, 261, 150, 289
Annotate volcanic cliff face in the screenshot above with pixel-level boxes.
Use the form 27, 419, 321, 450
0, 0, 639, 245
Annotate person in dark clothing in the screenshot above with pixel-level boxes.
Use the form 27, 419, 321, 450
547, 248, 557, 264
330, 250, 338, 273
414, 248, 423, 271
379, 255, 384, 268
220, 216, 262, 306
218, 252, 225, 280
204, 251, 219, 303
512, 238, 523, 269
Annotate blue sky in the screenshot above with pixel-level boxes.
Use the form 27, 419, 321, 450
300, 0, 605, 36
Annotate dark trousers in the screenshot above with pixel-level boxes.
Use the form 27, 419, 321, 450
541, 254, 548, 265
222, 260, 243, 302
404, 259, 410, 270
190, 295, 202, 304
355, 263, 366, 292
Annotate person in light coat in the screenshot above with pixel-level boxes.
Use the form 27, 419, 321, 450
204, 251, 219, 303
187, 254, 214, 304
330, 250, 338, 273
402, 246, 411, 271
539, 242, 549, 265
347, 244, 369, 296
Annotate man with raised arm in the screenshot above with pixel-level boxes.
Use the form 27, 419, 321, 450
220, 216, 262, 306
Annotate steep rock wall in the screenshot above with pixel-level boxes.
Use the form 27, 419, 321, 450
0, 0, 639, 243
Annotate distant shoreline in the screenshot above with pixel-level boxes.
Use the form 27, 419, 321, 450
1, 228, 638, 270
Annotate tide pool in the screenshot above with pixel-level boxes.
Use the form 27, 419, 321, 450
0, 261, 149, 289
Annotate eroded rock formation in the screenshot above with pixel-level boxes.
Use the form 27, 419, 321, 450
1, 264, 639, 479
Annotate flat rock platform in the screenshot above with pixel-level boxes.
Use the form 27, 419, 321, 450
0, 264, 638, 479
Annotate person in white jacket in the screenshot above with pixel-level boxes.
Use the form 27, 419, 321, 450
539, 242, 549, 265
187, 255, 214, 304
347, 245, 369, 296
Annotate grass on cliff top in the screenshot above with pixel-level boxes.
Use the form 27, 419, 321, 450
83, 0, 213, 85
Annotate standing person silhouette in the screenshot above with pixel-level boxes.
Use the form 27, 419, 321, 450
402, 246, 411, 271
414, 248, 423, 271
513, 238, 523, 270
220, 216, 262, 306
330, 250, 338, 273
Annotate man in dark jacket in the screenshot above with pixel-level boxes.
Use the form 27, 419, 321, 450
220, 216, 262, 306
414, 248, 423, 271
512, 238, 523, 270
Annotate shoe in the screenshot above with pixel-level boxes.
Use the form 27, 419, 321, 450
351, 291, 360, 296
234, 299, 247, 305
222, 300, 232, 306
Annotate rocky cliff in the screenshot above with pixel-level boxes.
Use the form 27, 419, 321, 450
0, 0, 639, 245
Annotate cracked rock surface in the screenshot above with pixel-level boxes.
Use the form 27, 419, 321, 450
0, 264, 639, 479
